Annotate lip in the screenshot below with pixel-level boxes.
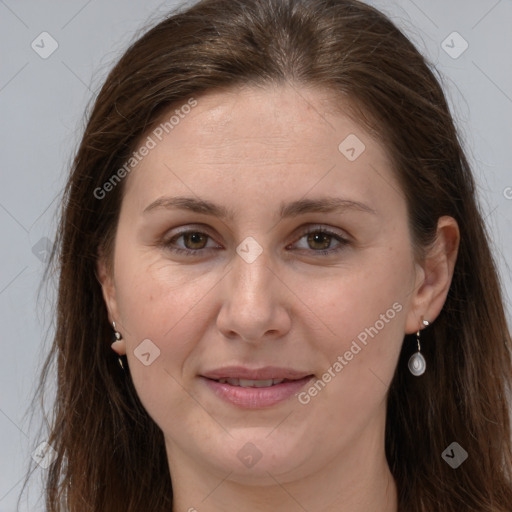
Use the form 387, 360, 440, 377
200, 366, 314, 409
201, 366, 312, 381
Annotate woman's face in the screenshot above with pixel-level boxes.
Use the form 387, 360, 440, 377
99, 85, 428, 484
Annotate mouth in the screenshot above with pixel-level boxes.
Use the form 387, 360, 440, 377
201, 365, 312, 381
211, 377, 297, 387
200, 367, 314, 408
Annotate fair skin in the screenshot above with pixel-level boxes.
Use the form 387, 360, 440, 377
98, 84, 459, 512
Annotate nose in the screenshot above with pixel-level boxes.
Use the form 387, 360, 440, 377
216, 250, 292, 344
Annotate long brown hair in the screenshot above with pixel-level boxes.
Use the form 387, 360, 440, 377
31, 0, 512, 510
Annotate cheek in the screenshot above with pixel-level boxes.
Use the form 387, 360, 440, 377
114, 244, 221, 337
311, 247, 412, 347
298, 245, 411, 409
112, 250, 224, 409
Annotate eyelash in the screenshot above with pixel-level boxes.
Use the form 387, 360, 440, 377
162, 226, 350, 257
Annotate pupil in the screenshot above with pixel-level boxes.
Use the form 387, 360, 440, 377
308, 232, 331, 250
185, 233, 206, 249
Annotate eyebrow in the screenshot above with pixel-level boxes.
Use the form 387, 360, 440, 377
142, 195, 376, 219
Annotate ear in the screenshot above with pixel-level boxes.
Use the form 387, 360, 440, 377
405, 215, 460, 334
96, 249, 126, 355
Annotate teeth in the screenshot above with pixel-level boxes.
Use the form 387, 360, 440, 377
217, 378, 286, 387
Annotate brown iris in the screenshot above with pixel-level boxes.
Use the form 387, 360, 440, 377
183, 232, 208, 249
307, 232, 332, 250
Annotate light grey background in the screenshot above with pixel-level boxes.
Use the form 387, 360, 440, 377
0, 0, 510, 510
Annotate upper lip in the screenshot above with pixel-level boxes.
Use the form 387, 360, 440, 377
201, 366, 313, 381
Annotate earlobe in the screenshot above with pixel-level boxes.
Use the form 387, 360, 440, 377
97, 255, 127, 356
111, 321, 127, 356
405, 216, 460, 333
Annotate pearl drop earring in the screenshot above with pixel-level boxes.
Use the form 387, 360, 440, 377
408, 319, 429, 376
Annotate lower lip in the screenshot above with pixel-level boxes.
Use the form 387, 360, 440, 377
201, 376, 314, 408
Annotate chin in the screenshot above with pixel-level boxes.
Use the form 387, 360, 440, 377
202, 431, 316, 483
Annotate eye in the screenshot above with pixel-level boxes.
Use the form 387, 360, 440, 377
180, 232, 209, 250
163, 229, 221, 256
290, 227, 349, 255
161, 225, 349, 258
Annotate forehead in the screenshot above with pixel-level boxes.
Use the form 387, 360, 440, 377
152, 85, 373, 154
122, 84, 400, 210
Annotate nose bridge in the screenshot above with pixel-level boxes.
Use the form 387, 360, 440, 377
216, 247, 291, 341
230, 249, 275, 310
